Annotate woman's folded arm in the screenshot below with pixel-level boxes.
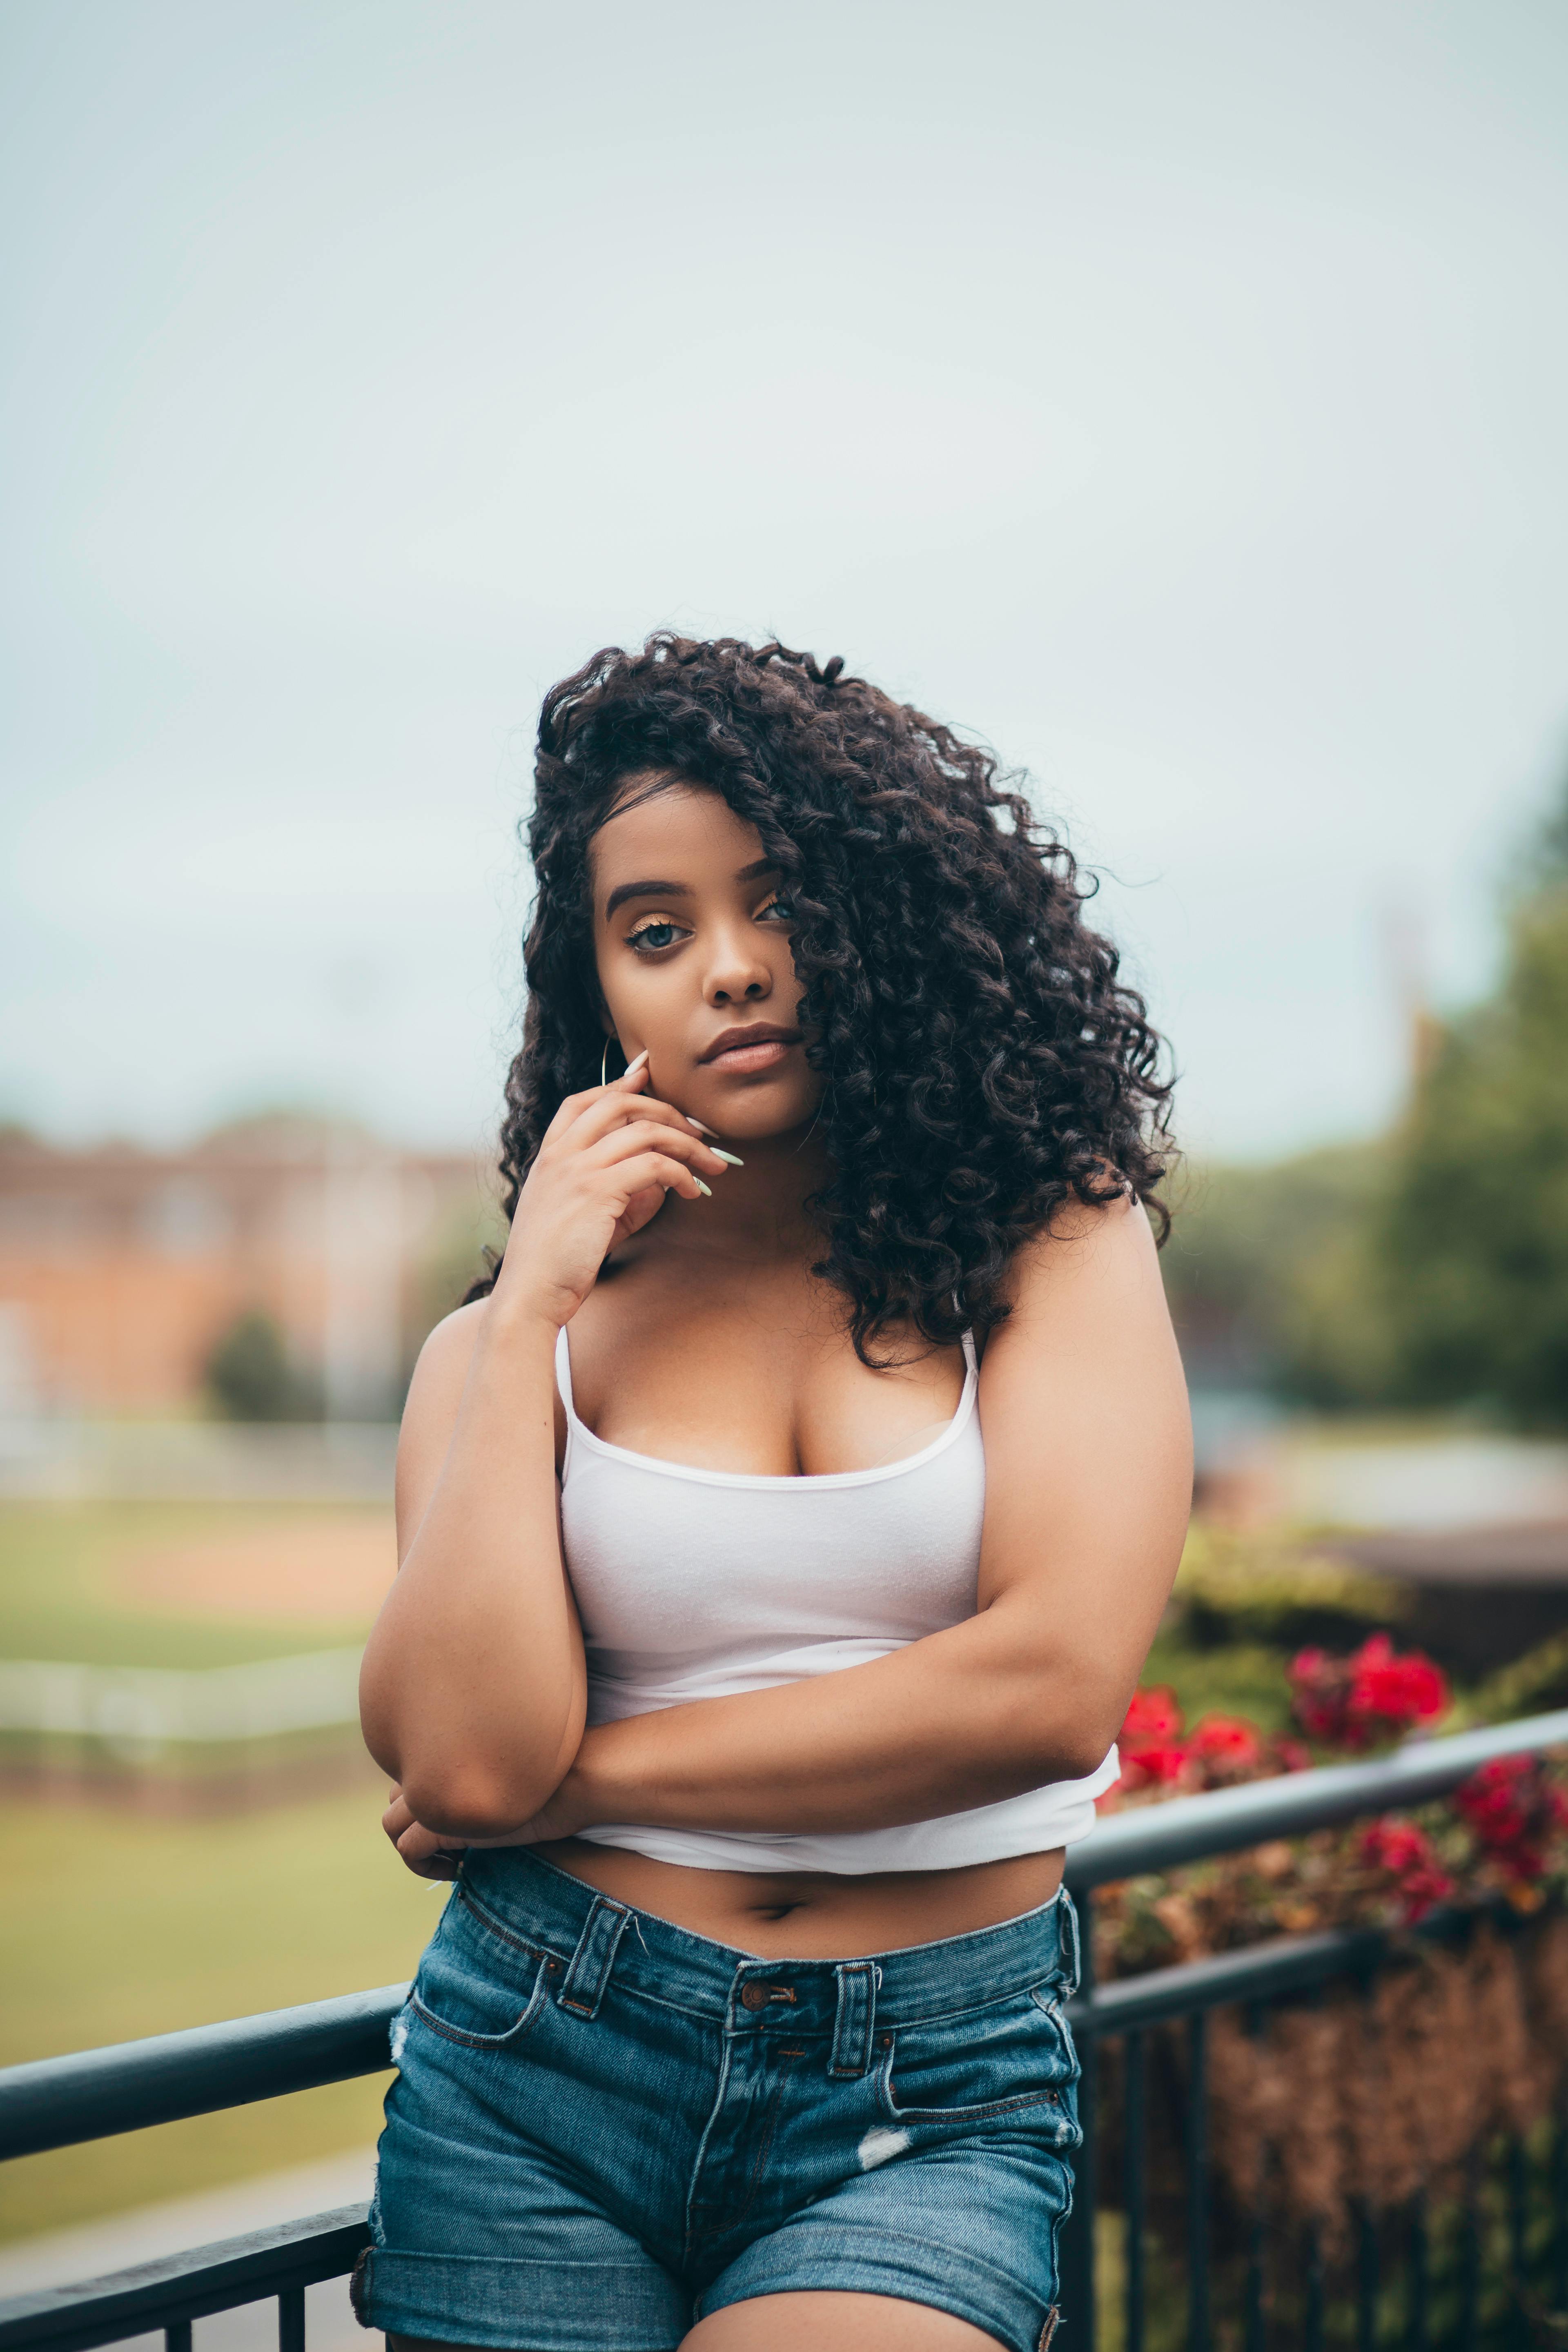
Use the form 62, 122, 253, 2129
441, 1196, 1191, 1850
358, 1298, 588, 1837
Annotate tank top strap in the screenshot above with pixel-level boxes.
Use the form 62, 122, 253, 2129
961, 1328, 978, 1379
554, 1323, 580, 1421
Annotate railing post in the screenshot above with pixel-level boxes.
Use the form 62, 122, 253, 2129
1355, 2201, 1379, 2352
1186, 2010, 1210, 2352
1506, 2134, 1530, 2352
1458, 2146, 1481, 2352
278, 2285, 305, 2352
1125, 2028, 1147, 2352
1303, 2219, 1325, 2352
1406, 2193, 1428, 2352
1243, 2002, 1265, 2352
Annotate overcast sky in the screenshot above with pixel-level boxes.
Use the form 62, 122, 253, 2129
4, 0, 1566, 1164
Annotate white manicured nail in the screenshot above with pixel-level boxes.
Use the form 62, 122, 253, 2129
687, 1116, 717, 1135
624, 1049, 649, 1075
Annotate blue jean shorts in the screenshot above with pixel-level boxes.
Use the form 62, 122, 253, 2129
356, 1849, 1081, 2352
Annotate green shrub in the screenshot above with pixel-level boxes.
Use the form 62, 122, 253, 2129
1171, 1520, 1409, 1653
206, 1311, 322, 1423
1472, 1626, 1568, 1723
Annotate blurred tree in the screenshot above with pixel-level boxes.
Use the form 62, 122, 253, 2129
1163, 762, 1568, 1428
1162, 1144, 1397, 1408
399, 1189, 509, 1390
1534, 755, 1568, 885
1380, 795, 1568, 1426
206, 1309, 323, 1423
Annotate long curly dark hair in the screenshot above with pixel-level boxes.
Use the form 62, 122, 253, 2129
475, 633, 1173, 1360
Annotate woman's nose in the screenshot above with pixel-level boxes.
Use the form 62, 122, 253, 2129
703, 929, 771, 1005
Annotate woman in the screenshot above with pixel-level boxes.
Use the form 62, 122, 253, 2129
357, 635, 1190, 2352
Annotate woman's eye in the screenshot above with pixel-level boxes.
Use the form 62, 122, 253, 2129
757, 895, 795, 924
627, 919, 684, 953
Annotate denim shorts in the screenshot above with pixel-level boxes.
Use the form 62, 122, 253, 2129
356, 1848, 1082, 2352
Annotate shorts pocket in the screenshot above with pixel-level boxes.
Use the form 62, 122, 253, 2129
408, 1924, 553, 2051
878, 1983, 1078, 2127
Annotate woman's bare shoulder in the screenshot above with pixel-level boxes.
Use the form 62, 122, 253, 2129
975, 1192, 1179, 1411
399, 1297, 568, 1511
405, 1297, 490, 1414
1002, 1187, 1159, 1312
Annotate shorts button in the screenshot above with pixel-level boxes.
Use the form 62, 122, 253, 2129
740, 1984, 769, 2011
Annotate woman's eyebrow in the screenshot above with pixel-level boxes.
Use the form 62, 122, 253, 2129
604, 878, 690, 918
603, 860, 778, 920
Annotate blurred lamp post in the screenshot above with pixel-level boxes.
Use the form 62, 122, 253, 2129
319, 960, 404, 1426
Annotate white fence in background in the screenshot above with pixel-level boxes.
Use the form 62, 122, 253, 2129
0, 1649, 364, 1749
0, 1421, 396, 1503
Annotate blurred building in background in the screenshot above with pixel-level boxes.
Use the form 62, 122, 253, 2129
0, 1117, 497, 1422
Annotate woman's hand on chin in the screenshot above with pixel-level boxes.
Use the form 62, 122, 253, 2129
490, 1056, 728, 1331
381, 1773, 597, 1880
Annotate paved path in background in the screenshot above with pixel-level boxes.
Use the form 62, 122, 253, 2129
0, 2151, 376, 2352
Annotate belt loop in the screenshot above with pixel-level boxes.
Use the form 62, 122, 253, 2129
829, 1961, 877, 2078
557, 1894, 632, 2019
1057, 1890, 1081, 1994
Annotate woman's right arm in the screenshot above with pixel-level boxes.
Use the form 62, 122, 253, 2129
356, 1062, 726, 1839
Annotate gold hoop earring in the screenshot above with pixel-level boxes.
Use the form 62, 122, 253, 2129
601, 1039, 619, 1087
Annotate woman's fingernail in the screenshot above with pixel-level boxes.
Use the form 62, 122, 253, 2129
687, 1117, 717, 1135
694, 1179, 713, 1197
624, 1048, 649, 1075
710, 1150, 744, 1166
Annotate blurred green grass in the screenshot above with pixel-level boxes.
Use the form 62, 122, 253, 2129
0, 1786, 439, 2243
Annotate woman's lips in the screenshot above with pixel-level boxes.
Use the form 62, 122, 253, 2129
706, 1037, 794, 1074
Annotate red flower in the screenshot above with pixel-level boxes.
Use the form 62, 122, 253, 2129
1189, 1715, 1264, 1764
1288, 1637, 1449, 1751
1185, 1714, 1267, 1787
1117, 1742, 1190, 1791
1361, 1820, 1431, 1875
1455, 1757, 1568, 1883
1287, 1646, 1350, 1743
1122, 1686, 1183, 1745
1361, 1817, 1453, 1922
1348, 1634, 1448, 1732
1394, 1865, 1454, 1923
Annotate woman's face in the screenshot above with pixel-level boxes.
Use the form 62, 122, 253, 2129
589, 780, 823, 1141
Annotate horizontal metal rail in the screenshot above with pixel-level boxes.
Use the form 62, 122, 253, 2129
1067, 1905, 1482, 2036
1063, 1704, 1568, 1890
2, 1708, 1567, 2352
0, 1987, 408, 2163
2, 1711, 1564, 2167
0, 2209, 369, 2352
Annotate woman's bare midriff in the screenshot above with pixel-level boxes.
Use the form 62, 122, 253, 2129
532, 1839, 1066, 1959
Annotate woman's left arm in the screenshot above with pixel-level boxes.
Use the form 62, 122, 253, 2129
396, 1195, 1191, 1862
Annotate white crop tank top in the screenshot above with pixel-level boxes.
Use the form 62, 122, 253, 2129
554, 1323, 1118, 1873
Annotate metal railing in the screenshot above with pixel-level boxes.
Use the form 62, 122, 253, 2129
2, 1707, 1566, 2352
1059, 1707, 1568, 2352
